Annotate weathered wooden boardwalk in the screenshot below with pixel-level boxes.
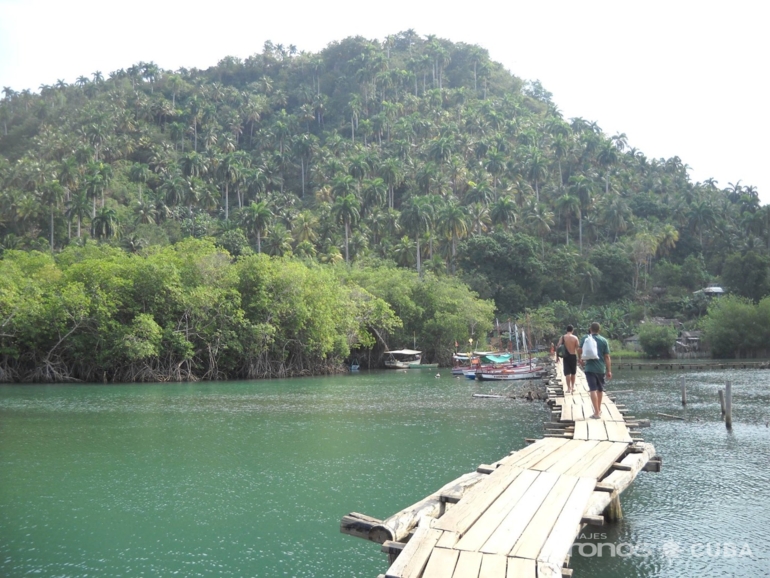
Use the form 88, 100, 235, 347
341, 361, 660, 578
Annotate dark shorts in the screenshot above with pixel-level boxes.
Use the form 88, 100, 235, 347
562, 353, 577, 376
586, 372, 605, 392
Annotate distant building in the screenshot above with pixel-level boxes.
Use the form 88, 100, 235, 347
693, 283, 725, 297
676, 330, 703, 353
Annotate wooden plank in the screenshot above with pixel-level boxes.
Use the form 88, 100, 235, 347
509, 475, 579, 559
436, 530, 460, 549
455, 469, 543, 553
477, 471, 560, 555
604, 421, 632, 443
537, 477, 597, 567
505, 439, 570, 470
571, 442, 629, 479
529, 439, 588, 472
385, 525, 442, 578
560, 400, 574, 422
506, 557, 536, 578
451, 550, 483, 578
434, 467, 526, 533
422, 547, 460, 578
544, 440, 601, 475
586, 418, 608, 441
602, 401, 624, 422
562, 441, 614, 477
478, 554, 507, 578
496, 438, 567, 468
572, 421, 588, 440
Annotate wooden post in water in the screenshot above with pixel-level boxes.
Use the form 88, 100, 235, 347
680, 376, 687, 406
718, 389, 725, 416
725, 380, 733, 429
604, 491, 623, 522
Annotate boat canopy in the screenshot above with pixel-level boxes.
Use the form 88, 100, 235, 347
386, 349, 421, 356
480, 353, 512, 363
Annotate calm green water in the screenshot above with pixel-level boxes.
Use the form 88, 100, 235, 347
1, 369, 768, 577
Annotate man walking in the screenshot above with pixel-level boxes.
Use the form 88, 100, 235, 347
578, 322, 612, 419
556, 325, 579, 394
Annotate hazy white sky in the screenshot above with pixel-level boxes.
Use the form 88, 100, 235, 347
1, 0, 767, 202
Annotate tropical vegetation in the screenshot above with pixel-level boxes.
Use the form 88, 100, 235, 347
1, 31, 768, 378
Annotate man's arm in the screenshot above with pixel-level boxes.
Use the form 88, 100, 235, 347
604, 352, 612, 379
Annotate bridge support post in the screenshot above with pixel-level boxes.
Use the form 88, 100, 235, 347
604, 491, 623, 522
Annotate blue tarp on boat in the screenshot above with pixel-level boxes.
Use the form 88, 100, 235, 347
481, 353, 512, 363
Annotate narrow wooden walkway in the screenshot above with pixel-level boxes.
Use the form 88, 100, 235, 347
341, 361, 659, 578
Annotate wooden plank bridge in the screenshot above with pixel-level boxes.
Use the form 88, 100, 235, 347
341, 360, 661, 578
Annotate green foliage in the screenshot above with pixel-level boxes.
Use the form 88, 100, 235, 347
589, 244, 635, 303
638, 323, 676, 358
722, 250, 770, 302
701, 295, 770, 358
0, 30, 766, 374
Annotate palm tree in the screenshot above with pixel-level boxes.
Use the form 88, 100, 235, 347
378, 158, 403, 209
392, 236, 416, 267
489, 196, 517, 231
240, 201, 272, 253
133, 200, 157, 225
66, 191, 90, 239
439, 200, 468, 272
264, 223, 293, 257
332, 194, 361, 263
129, 163, 151, 202
525, 202, 554, 258
554, 194, 580, 245
291, 211, 318, 245
92, 206, 118, 240
41, 181, 65, 251
597, 141, 619, 195
655, 224, 679, 257
687, 200, 717, 248
467, 202, 491, 236
400, 196, 433, 275
568, 174, 596, 254
217, 153, 243, 220
525, 147, 548, 203
600, 195, 631, 241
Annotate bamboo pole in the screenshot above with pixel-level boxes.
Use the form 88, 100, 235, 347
725, 380, 733, 429
718, 389, 725, 416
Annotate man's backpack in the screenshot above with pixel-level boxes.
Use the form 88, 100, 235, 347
582, 334, 600, 360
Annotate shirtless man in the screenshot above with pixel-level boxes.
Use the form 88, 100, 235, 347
556, 325, 579, 393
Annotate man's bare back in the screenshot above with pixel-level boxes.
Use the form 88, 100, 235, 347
561, 333, 579, 354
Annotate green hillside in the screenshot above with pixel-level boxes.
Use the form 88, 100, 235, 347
1, 31, 768, 380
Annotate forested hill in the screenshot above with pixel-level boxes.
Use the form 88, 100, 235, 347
1, 31, 769, 369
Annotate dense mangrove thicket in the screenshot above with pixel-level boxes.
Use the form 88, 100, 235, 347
0, 241, 494, 382
1, 31, 768, 372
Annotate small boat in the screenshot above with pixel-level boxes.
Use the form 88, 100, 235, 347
409, 361, 439, 369
350, 358, 360, 371
476, 367, 544, 381
384, 349, 422, 369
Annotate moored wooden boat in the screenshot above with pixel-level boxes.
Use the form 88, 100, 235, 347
383, 349, 422, 369
476, 367, 543, 380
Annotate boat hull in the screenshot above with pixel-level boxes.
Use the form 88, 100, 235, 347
384, 360, 410, 369
476, 370, 543, 381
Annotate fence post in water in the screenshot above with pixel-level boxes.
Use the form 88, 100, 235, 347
680, 376, 687, 406
718, 389, 725, 416
725, 380, 733, 429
